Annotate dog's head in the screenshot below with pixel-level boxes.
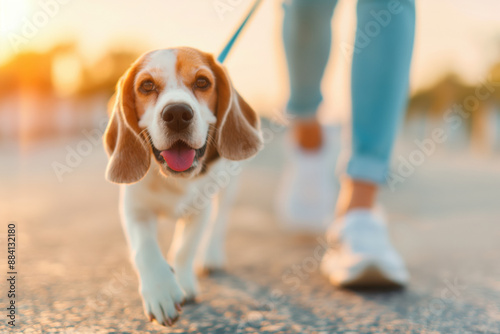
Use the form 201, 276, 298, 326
103, 47, 263, 184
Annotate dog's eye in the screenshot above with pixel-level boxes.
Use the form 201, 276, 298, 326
140, 80, 155, 93
195, 77, 210, 89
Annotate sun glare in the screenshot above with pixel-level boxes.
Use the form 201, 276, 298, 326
0, 0, 30, 36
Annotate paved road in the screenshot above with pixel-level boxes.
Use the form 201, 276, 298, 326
1, 128, 499, 333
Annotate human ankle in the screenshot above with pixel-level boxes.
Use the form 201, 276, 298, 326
335, 179, 378, 217
292, 119, 322, 151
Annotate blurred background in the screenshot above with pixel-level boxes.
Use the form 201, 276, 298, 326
1, 0, 500, 332
1, 0, 500, 149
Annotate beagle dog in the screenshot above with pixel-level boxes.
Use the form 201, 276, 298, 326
103, 47, 263, 326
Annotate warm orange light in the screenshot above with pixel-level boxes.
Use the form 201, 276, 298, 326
51, 53, 83, 97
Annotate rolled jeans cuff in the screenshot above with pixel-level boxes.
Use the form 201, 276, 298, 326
346, 154, 389, 185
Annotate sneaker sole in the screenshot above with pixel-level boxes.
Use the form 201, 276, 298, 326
330, 265, 406, 288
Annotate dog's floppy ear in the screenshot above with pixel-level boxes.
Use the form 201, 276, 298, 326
210, 58, 263, 160
103, 63, 150, 184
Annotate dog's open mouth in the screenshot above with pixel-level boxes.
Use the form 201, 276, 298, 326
152, 140, 207, 173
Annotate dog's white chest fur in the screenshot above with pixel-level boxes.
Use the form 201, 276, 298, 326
122, 158, 230, 219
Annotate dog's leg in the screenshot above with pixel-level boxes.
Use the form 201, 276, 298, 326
121, 187, 184, 326
198, 177, 238, 273
168, 205, 212, 303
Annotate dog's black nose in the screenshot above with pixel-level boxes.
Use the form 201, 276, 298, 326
162, 103, 194, 131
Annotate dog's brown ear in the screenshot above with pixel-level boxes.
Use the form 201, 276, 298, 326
210, 58, 263, 160
103, 64, 150, 184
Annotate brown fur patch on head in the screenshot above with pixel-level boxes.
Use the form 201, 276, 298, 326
176, 48, 218, 115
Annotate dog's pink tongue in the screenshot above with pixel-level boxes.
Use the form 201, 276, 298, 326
160, 146, 196, 172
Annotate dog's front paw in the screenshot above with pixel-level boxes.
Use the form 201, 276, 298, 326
176, 267, 199, 303
139, 262, 185, 326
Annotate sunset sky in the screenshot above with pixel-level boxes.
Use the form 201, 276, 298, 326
1, 0, 500, 116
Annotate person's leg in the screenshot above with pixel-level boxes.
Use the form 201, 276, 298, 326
322, 0, 415, 287
336, 0, 416, 216
278, 0, 340, 232
283, 0, 338, 151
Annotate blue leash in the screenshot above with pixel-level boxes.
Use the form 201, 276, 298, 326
217, 0, 263, 64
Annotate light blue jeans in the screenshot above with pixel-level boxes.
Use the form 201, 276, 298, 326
283, 0, 415, 184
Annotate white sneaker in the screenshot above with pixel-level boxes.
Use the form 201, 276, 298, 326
321, 209, 409, 287
276, 125, 341, 234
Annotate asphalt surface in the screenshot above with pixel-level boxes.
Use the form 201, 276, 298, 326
1, 127, 500, 333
